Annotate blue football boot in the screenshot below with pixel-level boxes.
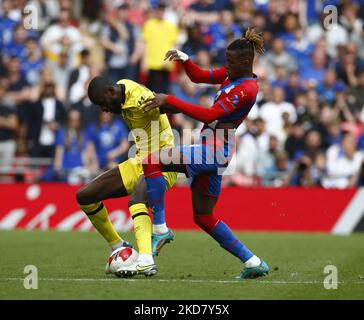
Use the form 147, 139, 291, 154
237, 260, 269, 279
152, 229, 174, 256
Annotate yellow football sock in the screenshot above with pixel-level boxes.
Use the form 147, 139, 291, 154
129, 203, 152, 254
79, 202, 121, 247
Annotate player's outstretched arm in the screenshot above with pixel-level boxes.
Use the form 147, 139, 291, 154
143, 93, 243, 123
159, 104, 180, 114
164, 49, 227, 84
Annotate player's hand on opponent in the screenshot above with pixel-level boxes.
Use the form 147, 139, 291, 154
164, 49, 189, 62
142, 93, 168, 113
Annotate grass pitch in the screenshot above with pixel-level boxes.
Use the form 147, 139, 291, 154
0, 230, 363, 299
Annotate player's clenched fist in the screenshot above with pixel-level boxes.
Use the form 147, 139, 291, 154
142, 93, 168, 113
164, 49, 189, 62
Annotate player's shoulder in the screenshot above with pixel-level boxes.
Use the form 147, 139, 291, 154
233, 79, 258, 96
118, 79, 152, 98
116, 79, 140, 90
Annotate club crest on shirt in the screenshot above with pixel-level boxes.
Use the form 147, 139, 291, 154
215, 84, 236, 101
225, 85, 234, 94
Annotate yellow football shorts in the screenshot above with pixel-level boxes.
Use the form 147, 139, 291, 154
118, 157, 178, 195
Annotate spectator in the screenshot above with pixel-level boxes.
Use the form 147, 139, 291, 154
336, 43, 364, 86
286, 28, 315, 72
68, 49, 91, 105
86, 112, 129, 170
340, 3, 363, 44
0, 79, 18, 167
279, 13, 299, 45
288, 155, 315, 187
293, 129, 323, 162
181, 23, 209, 61
333, 85, 356, 127
306, 11, 348, 59
264, 150, 291, 187
142, 3, 179, 93
27, 81, 66, 159
348, 69, 364, 114
101, 4, 143, 82
298, 90, 321, 130
71, 77, 100, 127
21, 37, 44, 86
315, 103, 339, 149
326, 120, 343, 147
264, 0, 285, 35
3, 56, 31, 110
1, 23, 27, 62
53, 109, 98, 184
33, 64, 67, 104
284, 120, 306, 160
260, 38, 298, 80
172, 73, 201, 105
299, 48, 327, 88
323, 133, 364, 188
234, 122, 259, 177
0, 0, 17, 49
234, 118, 271, 178
259, 86, 297, 141
207, 9, 241, 64
317, 69, 342, 104
271, 65, 288, 88
40, 9, 83, 65
46, 51, 71, 103
284, 70, 304, 103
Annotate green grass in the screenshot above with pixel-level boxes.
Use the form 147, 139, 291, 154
0, 230, 363, 299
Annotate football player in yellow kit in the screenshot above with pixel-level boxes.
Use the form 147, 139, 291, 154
76, 76, 177, 276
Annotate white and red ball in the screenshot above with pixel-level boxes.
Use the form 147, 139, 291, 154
107, 247, 139, 273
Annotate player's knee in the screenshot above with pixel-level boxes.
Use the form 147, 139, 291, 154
76, 187, 91, 205
193, 214, 219, 233
193, 214, 203, 227
128, 191, 147, 207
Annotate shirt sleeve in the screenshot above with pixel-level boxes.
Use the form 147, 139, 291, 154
165, 86, 254, 123
182, 59, 227, 84
55, 128, 65, 146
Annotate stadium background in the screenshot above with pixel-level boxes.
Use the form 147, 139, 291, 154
1, 0, 364, 233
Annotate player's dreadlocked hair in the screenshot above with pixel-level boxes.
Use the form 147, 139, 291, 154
227, 27, 265, 59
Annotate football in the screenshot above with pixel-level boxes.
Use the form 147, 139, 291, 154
107, 247, 139, 274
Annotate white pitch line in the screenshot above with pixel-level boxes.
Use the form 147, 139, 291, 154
0, 278, 363, 285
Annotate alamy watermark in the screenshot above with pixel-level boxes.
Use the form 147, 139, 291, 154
23, 265, 38, 289
23, 4, 38, 30
323, 265, 338, 290
322, 5, 338, 31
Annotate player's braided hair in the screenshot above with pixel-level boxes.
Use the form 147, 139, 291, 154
243, 27, 265, 55
227, 27, 265, 57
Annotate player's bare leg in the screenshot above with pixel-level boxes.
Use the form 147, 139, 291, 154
76, 167, 131, 250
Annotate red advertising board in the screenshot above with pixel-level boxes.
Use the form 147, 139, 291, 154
0, 184, 361, 233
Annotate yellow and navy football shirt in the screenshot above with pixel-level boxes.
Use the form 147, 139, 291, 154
116, 79, 175, 160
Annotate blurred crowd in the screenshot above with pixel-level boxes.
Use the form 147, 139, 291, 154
1, 0, 364, 188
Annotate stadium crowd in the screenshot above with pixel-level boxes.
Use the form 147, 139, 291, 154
0, 0, 364, 188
